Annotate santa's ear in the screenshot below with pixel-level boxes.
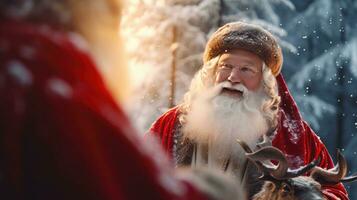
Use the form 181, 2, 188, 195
202, 55, 221, 85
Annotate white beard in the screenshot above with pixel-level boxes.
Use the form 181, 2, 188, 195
182, 81, 270, 177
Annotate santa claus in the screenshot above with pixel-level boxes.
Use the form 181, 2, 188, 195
147, 22, 349, 200
0, 1, 244, 200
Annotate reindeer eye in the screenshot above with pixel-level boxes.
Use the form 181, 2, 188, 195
282, 184, 291, 192
281, 183, 292, 195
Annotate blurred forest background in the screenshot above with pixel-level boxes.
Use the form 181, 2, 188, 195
121, 0, 357, 197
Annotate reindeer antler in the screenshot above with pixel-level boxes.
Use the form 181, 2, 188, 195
310, 149, 357, 185
245, 146, 289, 180
237, 139, 318, 181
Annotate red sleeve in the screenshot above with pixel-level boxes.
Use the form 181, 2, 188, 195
0, 21, 207, 200
145, 106, 180, 157
304, 122, 349, 200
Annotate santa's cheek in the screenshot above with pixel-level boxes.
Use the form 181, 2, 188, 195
243, 79, 260, 91
215, 73, 228, 83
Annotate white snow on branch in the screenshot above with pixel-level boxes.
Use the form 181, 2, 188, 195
294, 94, 336, 130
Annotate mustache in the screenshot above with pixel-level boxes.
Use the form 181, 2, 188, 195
220, 82, 246, 92
198, 81, 249, 101
217, 81, 248, 97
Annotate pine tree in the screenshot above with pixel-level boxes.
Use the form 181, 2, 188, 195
121, 0, 220, 133
282, 0, 357, 197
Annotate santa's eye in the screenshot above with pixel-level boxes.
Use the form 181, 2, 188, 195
240, 66, 256, 74
241, 67, 251, 71
218, 64, 233, 71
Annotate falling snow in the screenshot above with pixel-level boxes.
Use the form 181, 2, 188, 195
47, 78, 73, 98
283, 119, 301, 144
6, 60, 33, 86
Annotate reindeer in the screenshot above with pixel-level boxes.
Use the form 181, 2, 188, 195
237, 139, 357, 200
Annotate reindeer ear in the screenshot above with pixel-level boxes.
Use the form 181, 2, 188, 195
264, 181, 276, 191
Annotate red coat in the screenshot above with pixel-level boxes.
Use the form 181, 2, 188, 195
0, 19, 207, 200
148, 74, 348, 199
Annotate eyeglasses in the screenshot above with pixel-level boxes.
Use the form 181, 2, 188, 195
217, 63, 260, 78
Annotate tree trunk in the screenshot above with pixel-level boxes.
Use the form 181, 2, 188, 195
169, 25, 178, 108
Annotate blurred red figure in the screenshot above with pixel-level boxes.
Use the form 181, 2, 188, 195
0, 1, 242, 199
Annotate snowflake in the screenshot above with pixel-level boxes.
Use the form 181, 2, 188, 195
7, 60, 33, 86
47, 78, 73, 98
286, 154, 304, 169
283, 119, 301, 144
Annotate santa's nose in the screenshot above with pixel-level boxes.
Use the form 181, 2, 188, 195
227, 68, 242, 83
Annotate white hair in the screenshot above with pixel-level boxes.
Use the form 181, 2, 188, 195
179, 57, 281, 171
179, 56, 281, 131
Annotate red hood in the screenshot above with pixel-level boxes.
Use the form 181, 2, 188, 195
273, 74, 309, 167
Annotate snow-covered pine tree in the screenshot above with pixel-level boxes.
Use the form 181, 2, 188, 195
121, 0, 220, 133
280, 0, 357, 197
284, 0, 356, 145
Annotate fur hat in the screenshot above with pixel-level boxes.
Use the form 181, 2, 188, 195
203, 22, 283, 76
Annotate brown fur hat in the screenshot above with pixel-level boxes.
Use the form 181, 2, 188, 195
203, 22, 283, 76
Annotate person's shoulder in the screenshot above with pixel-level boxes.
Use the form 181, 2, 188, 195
0, 19, 110, 97
0, 19, 121, 123
147, 106, 181, 135
160, 106, 181, 119
0, 20, 97, 73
